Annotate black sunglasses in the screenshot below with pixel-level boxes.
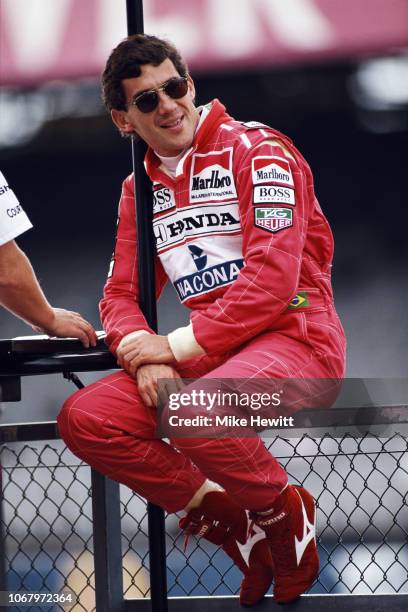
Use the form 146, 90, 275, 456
130, 76, 189, 113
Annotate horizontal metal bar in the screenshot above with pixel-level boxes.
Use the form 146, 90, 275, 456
124, 594, 408, 612
0, 333, 117, 377
0, 333, 105, 355
0, 420, 60, 443
0, 350, 116, 376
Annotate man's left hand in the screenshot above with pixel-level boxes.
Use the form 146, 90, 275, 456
116, 333, 175, 376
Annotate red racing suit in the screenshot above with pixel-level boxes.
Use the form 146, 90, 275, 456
100, 98, 346, 373
58, 100, 346, 513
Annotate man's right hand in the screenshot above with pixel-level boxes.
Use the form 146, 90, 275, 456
136, 363, 183, 407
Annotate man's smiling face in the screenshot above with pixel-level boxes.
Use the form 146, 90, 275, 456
111, 58, 200, 156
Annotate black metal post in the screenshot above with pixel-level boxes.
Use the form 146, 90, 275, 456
0, 380, 9, 593
0, 457, 7, 594
91, 470, 124, 612
126, 0, 144, 36
125, 2, 168, 611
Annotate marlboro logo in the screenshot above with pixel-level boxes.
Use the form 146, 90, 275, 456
254, 207, 293, 233
252, 156, 294, 186
190, 148, 237, 203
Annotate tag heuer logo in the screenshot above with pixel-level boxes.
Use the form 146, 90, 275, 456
189, 148, 237, 203
254, 207, 293, 233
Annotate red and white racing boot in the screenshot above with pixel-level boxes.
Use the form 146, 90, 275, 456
251, 484, 319, 603
179, 491, 274, 607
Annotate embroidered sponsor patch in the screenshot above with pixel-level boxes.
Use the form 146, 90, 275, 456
153, 202, 241, 252
254, 207, 293, 233
252, 156, 294, 186
189, 148, 237, 203
243, 121, 269, 129
174, 258, 244, 302
253, 185, 295, 205
153, 186, 176, 213
188, 244, 207, 270
287, 292, 309, 309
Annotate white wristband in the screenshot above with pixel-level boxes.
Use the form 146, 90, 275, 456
168, 323, 205, 362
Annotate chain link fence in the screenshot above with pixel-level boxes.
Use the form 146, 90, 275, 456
1, 432, 407, 611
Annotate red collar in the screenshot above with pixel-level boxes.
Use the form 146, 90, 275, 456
145, 99, 232, 184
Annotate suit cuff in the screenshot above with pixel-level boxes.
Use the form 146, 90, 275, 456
167, 323, 206, 362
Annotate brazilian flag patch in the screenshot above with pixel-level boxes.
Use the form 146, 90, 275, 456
288, 291, 309, 309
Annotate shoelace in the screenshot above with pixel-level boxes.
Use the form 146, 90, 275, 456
267, 526, 293, 575
248, 510, 292, 575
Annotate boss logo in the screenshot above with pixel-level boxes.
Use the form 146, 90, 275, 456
153, 187, 175, 213
253, 185, 295, 205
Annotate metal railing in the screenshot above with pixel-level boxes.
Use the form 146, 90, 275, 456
1, 337, 407, 611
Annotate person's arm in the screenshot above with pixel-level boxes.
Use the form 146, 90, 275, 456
168, 135, 317, 360
100, 175, 178, 402
99, 174, 169, 354
0, 240, 97, 347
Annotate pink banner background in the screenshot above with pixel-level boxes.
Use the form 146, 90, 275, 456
1, 0, 407, 86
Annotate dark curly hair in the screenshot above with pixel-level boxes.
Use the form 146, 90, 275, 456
101, 34, 188, 111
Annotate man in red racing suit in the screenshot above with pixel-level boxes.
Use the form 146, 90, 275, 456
58, 34, 346, 606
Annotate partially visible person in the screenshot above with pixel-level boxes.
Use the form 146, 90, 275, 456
0, 171, 97, 347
